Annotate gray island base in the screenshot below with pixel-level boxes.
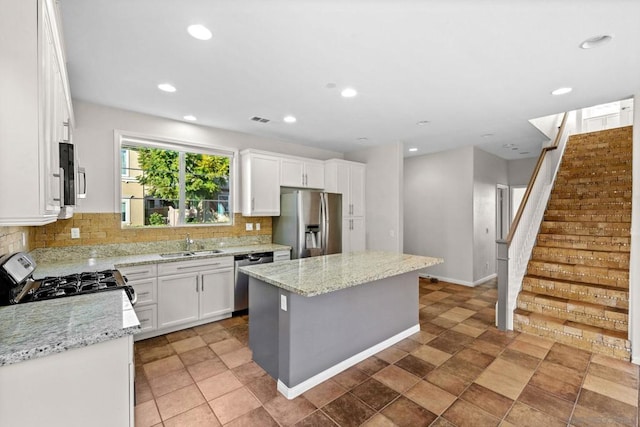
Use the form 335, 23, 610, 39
242, 251, 443, 399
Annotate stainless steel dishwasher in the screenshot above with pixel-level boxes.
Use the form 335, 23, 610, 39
234, 252, 273, 312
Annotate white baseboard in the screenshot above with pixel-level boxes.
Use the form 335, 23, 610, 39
276, 323, 420, 400
419, 273, 497, 288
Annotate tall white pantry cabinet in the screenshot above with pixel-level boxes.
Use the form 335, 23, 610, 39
324, 159, 366, 252
0, 0, 74, 225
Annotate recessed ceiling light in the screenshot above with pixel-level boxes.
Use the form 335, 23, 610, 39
416, 120, 430, 126
183, 115, 197, 121
283, 115, 297, 123
187, 24, 212, 41
341, 87, 357, 98
551, 87, 572, 96
408, 147, 418, 152
580, 34, 613, 49
357, 137, 368, 141
482, 133, 494, 138
502, 143, 516, 148
158, 83, 176, 93
520, 152, 530, 155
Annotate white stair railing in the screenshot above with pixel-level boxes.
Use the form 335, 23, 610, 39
496, 111, 576, 330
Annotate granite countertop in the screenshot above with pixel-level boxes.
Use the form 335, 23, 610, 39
34, 243, 291, 278
0, 291, 139, 366
240, 251, 443, 297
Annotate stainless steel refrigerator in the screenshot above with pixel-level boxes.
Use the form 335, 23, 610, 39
273, 190, 342, 259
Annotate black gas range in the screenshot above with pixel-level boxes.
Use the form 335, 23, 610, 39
0, 252, 136, 306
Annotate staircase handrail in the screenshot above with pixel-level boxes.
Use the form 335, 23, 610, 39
496, 111, 575, 330
505, 112, 568, 244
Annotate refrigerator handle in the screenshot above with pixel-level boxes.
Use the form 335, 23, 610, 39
320, 193, 328, 255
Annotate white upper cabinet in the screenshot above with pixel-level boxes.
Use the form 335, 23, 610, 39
0, 0, 73, 225
241, 150, 281, 216
280, 157, 325, 189
325, 159, 366, 219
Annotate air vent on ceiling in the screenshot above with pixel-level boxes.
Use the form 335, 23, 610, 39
250, 116, 270, 123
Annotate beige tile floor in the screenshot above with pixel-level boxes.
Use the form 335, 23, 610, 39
134, 278, 639, 426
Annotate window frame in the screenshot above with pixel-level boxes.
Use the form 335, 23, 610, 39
121, 198, 131, 225
114, 130, 237, 228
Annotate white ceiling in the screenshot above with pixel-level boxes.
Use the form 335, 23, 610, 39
59, 0, 640, 159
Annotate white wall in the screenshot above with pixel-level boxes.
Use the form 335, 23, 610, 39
72, 101, 342, 213
403, 146, 474, 283
473, 148, 508, 282
629, 93, 639, 364
508, 157, 537, 186
346, 142, 404, 252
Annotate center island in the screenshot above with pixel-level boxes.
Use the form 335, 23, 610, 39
239, 250, 443, 399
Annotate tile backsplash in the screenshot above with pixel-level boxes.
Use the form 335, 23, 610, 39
29, 213, 272, 249
0, 226, 30, 255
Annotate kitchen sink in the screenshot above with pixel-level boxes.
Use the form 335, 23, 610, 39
159, 250, 223, 258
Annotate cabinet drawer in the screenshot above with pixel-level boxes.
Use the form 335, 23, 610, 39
134, 304, 157, 333
131, 278, 157, 305
158, 256, 233, 276
117, 264, 157, 281
274, 250, 291, 261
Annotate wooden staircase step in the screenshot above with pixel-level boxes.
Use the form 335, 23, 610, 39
516, 291, 628, 331
536, 233, 630, 252
526, 260, 628, 289
550, 189, 632, 200
513, 308, 631, 361
544, 210, 631, 223
559, 158, 632, 168
522, 275, 628, 309
555, 173, 632, 185
531, 246, 630, 269
547, 199, 632, 211
540, 221, 630, 237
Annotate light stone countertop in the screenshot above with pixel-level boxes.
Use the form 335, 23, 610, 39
239, 251, 443, 297
0, 291, 140, 366
34, 243, 291, 278
0, 242, 290, 367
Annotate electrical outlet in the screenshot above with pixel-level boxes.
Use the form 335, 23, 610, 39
245, 223, 253, 231
71, 228, 80, 239
280, 295, 287, 311
255, 223, 261, 231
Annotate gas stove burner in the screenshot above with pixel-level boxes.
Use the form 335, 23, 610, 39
32, 283, 80, 300
0, 253, 136, 306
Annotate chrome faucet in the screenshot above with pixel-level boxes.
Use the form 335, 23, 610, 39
185, 234, 194, 251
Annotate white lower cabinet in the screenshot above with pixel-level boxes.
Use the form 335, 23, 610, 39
158, 272, 200, 328
134, 304, 157, 333
117, 264, 158, 336
343, 217, 366, 252
157, 257, 234, 331
200, 267, 234, 319
0, 336, 134, 427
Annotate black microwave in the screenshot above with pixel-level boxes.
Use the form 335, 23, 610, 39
59, 142, 76, 207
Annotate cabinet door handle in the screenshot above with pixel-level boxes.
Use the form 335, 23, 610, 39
196, 276, 199, 292
177, 262, 220, 270
201, 275, 204, 292
62, 121, 70, 143
252, 197, 255, 211
138, 291, 150, 297
123, 269, 152, 276
52, 167, 64, 203
139, 318, 150, 323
